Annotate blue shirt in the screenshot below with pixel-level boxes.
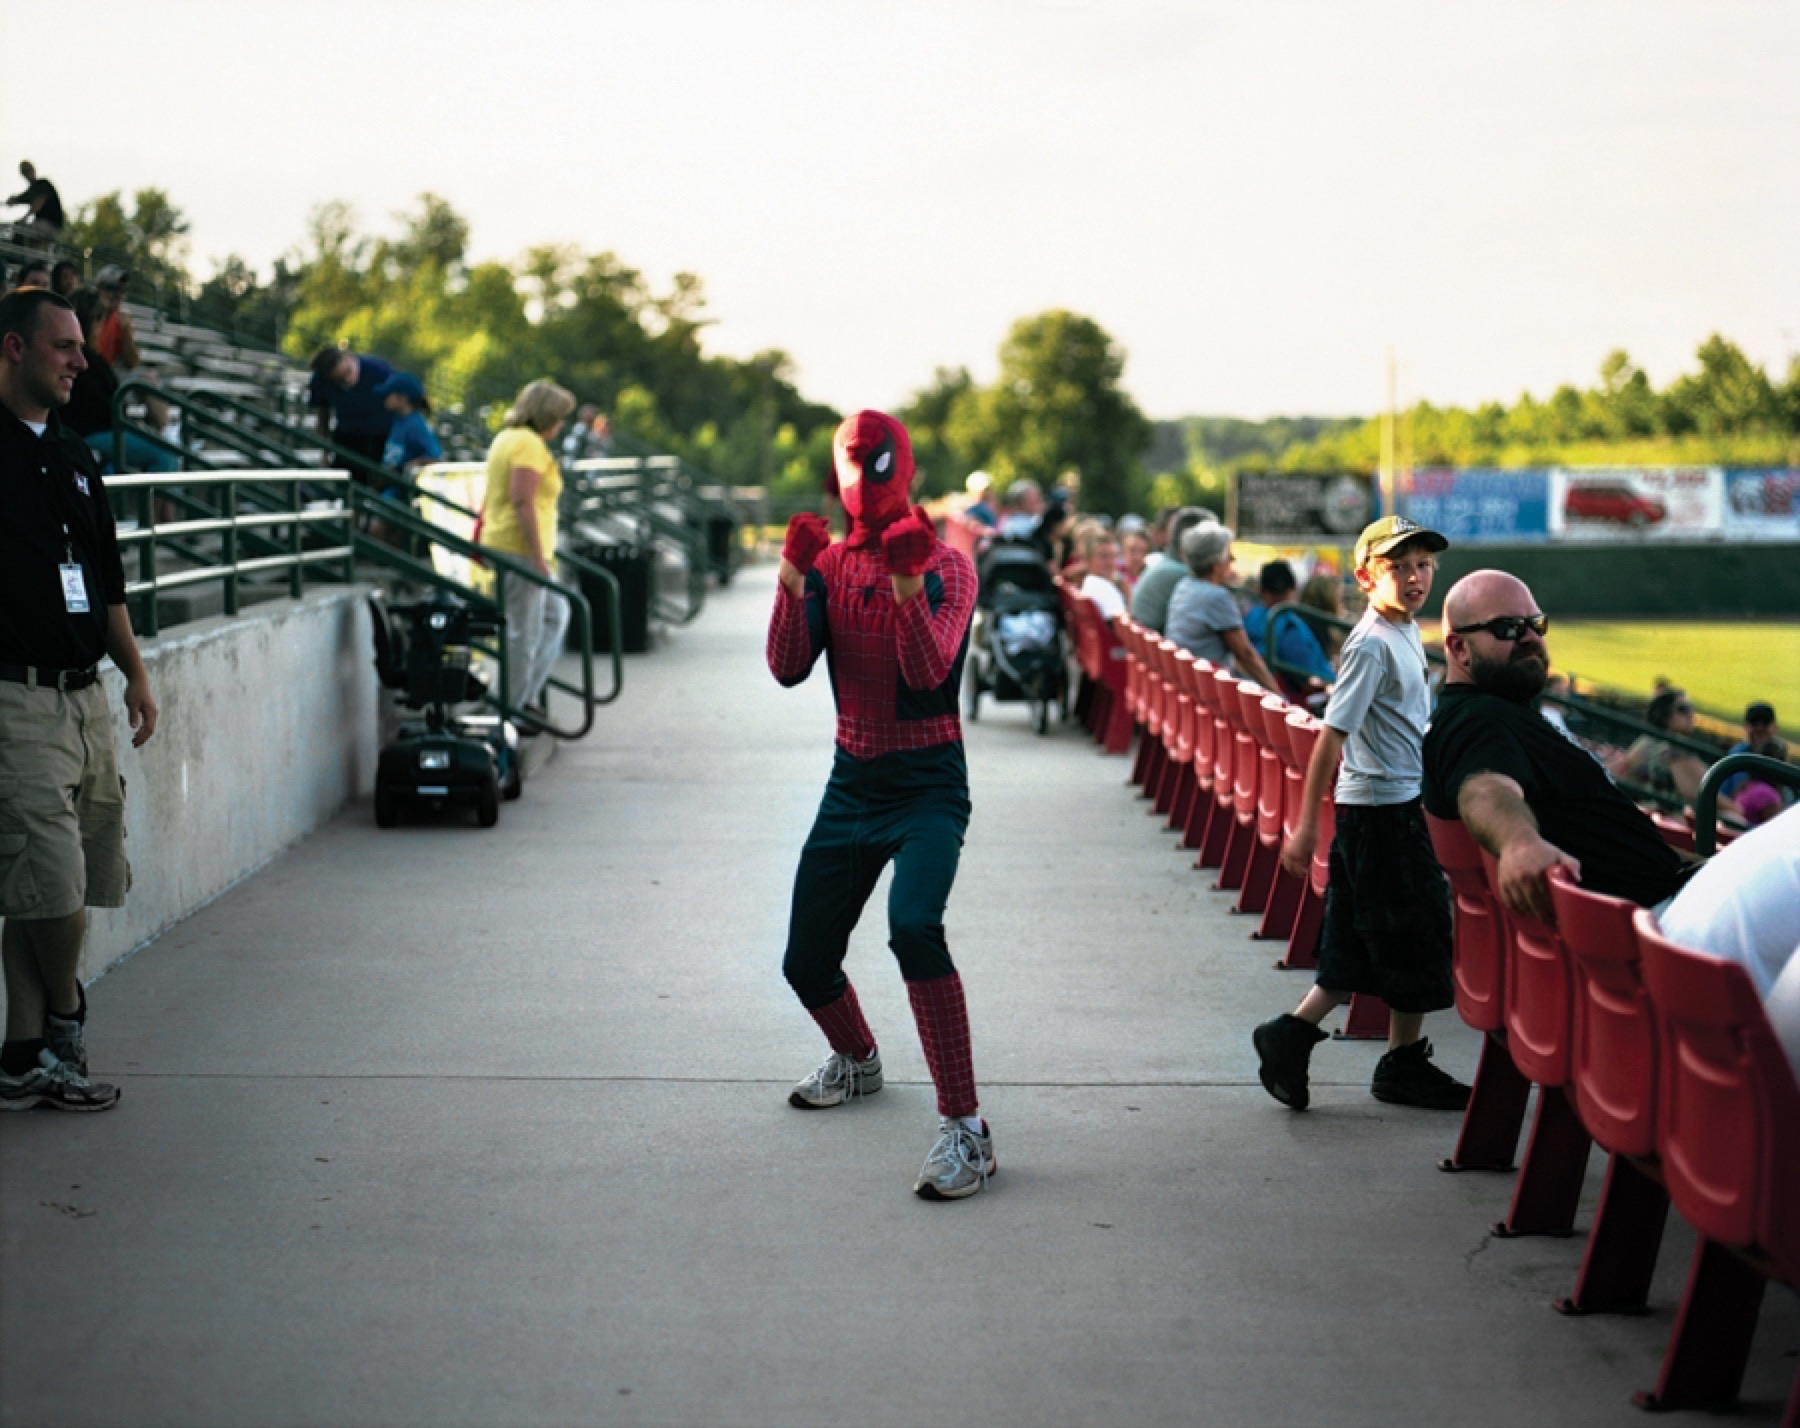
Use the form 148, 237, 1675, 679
1249, 604, 1338, 685
383, 410, 442, 471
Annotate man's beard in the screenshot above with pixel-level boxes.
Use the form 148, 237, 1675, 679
1469, 646, 1548, 703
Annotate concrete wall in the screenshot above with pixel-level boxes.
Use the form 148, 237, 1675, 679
33, 589, 378, 989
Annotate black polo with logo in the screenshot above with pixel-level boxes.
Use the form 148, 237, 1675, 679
0, 407, 127, 669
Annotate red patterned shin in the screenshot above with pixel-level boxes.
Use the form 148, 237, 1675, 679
808, 982, 877, 1062
907, 973, 978, 1118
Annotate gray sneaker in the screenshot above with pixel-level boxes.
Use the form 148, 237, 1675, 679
44, 1010, 87, 1076
789, 1050, 883, 1109
914, 1117, 996, 1200
0, 1051, 120, 1113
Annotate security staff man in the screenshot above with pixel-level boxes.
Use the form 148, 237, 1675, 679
0, 287, 158, 1112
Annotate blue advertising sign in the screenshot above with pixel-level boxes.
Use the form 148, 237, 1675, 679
1398, 468, 1550, 542
1723, 470, 1800, 540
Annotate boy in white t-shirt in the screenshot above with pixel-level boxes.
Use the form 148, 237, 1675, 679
1252, 516, 1470, 1112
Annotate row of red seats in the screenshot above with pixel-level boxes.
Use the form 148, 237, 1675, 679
1097, 603, 1390, 1036
1085, 589, 1796, 1420
1429, 815, 1798, 1421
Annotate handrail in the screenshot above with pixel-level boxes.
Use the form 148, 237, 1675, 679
107, 469, 354, 637
102, 466, 619, 733
346, 488, 622, 728
1693, 753, 1800, 856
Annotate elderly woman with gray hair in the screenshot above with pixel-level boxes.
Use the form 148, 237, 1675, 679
1164, 522, 1281, 690
481, 378, 578, 716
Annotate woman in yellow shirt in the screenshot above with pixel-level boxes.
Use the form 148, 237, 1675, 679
482, 379, 577, 716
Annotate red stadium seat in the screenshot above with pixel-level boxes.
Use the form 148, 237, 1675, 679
1277, 712, 1331, 970
1480, 848, 1592, 1236
1272, 710, 1322, 968
1546, 867, 1670, 1316
1181, 660, 1223, 852
1251, 693, 1305, 941
1213, 678, 1262, 894
1634, 908, 1800, 1418
1425, 813, 1529, 1172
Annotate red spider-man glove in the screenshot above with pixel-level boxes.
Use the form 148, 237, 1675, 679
781, 513, 832, 575
881, 507, 935, 578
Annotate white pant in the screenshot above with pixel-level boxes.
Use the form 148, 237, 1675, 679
503, 574, 571, 710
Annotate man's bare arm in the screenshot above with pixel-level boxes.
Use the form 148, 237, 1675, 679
1456, 771, 1579, 923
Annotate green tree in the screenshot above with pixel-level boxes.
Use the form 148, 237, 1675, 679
62, 187, 192, 300
1663, 335, 1781, 436
946, 310, 1151, 516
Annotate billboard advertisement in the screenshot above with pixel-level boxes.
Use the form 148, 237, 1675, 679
1235, 472, 1373, 540
1547, 467, 1723, 541
1399, 468, 1551, 542
1723, 469, 1800, 540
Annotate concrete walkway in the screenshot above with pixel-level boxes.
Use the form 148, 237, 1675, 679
3, 566, 1794, 1428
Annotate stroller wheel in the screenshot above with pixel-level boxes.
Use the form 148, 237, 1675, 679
374, 784, 399, 828
475, 772, 501, 828
1033, 698, 1049, 736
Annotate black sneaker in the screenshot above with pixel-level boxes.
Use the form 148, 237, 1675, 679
1371, 1038, 1471, 1110
1252, 1014, 1329, 1110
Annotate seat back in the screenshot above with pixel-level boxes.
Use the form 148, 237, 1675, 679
1282, 710, 1316, 840
1482, 849, 1574, 1086
1425, 812, 1507, 1034
1169, 647, 1197, 764
1636, 908, 1800, 1279
1190, 660, 1221, 789
1224, 679, 1260, 818
1547, 866, 1658, 1157
1255, 694, 1290, 841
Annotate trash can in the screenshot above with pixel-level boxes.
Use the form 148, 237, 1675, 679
572, 535, 652, 654
703, 513, 736, 585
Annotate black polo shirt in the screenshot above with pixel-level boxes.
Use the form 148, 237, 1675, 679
0, 406, 127, 669
1423, 682, 1684, 907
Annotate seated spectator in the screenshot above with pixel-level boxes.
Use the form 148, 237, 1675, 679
8, 259, 51, 292
1119, 525, 1150, 596
79, 267, 173, 434
1165, 522, 1280, 690
1130, 506, 1217, 633
963, 470, 997, 528
1655, 802, 1800, 1080
1608, 688, 1741, 820
1297, 570, 1345, 662
62, 300, 177, 476
1076, 527, 1128, 621
1719, 701, 1793, 825
1424, 570, 1768, 926
50, 259, 81, 297
1242, 560, 1296, 657
996, 478, 1044, 539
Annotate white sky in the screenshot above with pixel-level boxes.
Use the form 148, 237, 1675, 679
6, 0, 1796, 420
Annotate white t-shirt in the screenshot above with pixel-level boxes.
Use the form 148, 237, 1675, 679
1079, 573, 1127, 622
1322, 607, 1429, 807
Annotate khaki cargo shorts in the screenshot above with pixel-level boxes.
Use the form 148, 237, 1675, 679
0, 681, 131, 921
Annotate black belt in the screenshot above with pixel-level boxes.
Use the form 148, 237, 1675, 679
0, 662, 99, 691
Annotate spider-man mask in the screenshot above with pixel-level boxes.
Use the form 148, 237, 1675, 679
830, 410, 915, 546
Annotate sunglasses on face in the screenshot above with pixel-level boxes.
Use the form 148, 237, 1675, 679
1451, 613, 1550, 642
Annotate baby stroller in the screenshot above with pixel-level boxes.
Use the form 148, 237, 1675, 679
965, 537, 1068, 736
367, 591, 523, 829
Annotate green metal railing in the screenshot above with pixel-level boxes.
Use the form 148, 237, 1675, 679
103, 466, 621, 739
1693, 754, 1800, 856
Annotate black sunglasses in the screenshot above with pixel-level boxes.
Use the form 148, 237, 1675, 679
1451, 613, 1549, 642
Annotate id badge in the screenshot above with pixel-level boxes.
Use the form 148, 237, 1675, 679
60, 563, 90, 613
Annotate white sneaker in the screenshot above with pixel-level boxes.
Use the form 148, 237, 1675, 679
914, 1117, 996, 1200
788, 1050, 883, 1109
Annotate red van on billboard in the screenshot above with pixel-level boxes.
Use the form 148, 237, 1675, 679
1564, 481, 1667, 529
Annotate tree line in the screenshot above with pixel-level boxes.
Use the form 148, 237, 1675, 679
54, 186, 1800, 514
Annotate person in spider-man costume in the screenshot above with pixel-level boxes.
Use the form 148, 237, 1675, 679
766, 409, 996, 1200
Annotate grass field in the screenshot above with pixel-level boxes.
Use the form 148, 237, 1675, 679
1548, 620, 1800, 726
